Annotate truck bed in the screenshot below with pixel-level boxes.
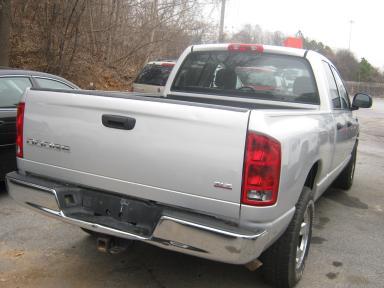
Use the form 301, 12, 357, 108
20, 89, 256, 219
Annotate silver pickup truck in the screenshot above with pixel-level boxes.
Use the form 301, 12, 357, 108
6, 44, 372, 288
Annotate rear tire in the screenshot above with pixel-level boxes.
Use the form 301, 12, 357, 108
333, 144, 357, 190
261, 187, 314, 288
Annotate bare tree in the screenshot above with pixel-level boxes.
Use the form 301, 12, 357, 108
7, 0, 215, 88
0, 0, 11, 66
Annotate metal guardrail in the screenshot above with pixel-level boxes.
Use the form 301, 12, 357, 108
345, 81, 384, 98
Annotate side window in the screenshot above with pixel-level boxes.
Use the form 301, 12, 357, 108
34, 77, 74, 89
331, 67, 350, 110
322, 62, 341, 109
0, 77, 32, 108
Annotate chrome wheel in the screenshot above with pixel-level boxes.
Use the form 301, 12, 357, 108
295, 202, 312, 269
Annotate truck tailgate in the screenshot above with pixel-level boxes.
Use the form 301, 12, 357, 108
21, 90, 250, 219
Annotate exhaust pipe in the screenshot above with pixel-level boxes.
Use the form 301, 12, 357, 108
245, 259, 263, 271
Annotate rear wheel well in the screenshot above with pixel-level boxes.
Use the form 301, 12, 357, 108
304, 161, 320, 190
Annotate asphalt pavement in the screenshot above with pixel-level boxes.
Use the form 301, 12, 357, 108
0, 99, 383, 288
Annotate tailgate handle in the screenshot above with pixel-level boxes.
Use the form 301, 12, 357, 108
102, 115, 136, 130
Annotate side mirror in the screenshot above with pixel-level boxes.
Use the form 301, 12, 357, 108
351, 93, 372, 110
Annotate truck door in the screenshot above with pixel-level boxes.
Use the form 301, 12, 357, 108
330, 66, 357, 155
322, 62, 348, 170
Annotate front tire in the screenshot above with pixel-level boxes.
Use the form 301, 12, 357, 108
333, 144, 357, 190
261, 187, 314, 288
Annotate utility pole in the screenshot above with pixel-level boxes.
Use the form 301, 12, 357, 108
146, 0, 158, 62
218, 0, 226, 42
348, 20, 354, 51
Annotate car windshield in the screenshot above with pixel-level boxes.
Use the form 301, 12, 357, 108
172, 51, 319, 104
134, 64, 174, 86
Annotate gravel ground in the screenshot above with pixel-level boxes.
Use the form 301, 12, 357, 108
0, 100, 383, 288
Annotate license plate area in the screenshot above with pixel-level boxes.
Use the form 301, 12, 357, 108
56, 188, 162, 237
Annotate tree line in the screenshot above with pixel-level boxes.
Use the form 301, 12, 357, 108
1, 0, 217, 88
1, 1, 382, 88
230, 24, 384, 83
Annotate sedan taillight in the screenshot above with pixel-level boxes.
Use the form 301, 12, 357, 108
16, 102, 25, 158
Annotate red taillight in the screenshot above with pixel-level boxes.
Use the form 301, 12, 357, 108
228, 43, 264, 53
241, 133, 281, 206
16, 102, 25, 158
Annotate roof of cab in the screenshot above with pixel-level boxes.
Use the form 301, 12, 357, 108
191, 43, 307, 57
147, 60, 176, 66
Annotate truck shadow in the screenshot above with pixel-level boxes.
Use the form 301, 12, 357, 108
322, 188, 369, 209
0, 181, 7, 196
55, 234, 272, 288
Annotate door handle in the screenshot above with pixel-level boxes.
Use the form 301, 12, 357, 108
346, 121, 353, 127
336, 123, 344, 130
102, 115, 136, 130
0, 121, 4, 126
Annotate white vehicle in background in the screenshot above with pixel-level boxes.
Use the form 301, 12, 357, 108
282, 68, 309, 91
132, 60, 176, 95
235, 66, 287, 92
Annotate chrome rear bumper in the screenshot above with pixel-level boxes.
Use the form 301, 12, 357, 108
6, 172, 268, 264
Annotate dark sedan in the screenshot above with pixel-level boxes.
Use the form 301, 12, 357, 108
0, 68, 79, 180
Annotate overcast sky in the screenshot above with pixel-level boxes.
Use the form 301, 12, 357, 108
212, 0, 383, 69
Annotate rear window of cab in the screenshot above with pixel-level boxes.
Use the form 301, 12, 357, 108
171, 51, 319, 105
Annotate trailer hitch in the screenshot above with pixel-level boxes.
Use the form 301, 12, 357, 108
96, 235, 133, 254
